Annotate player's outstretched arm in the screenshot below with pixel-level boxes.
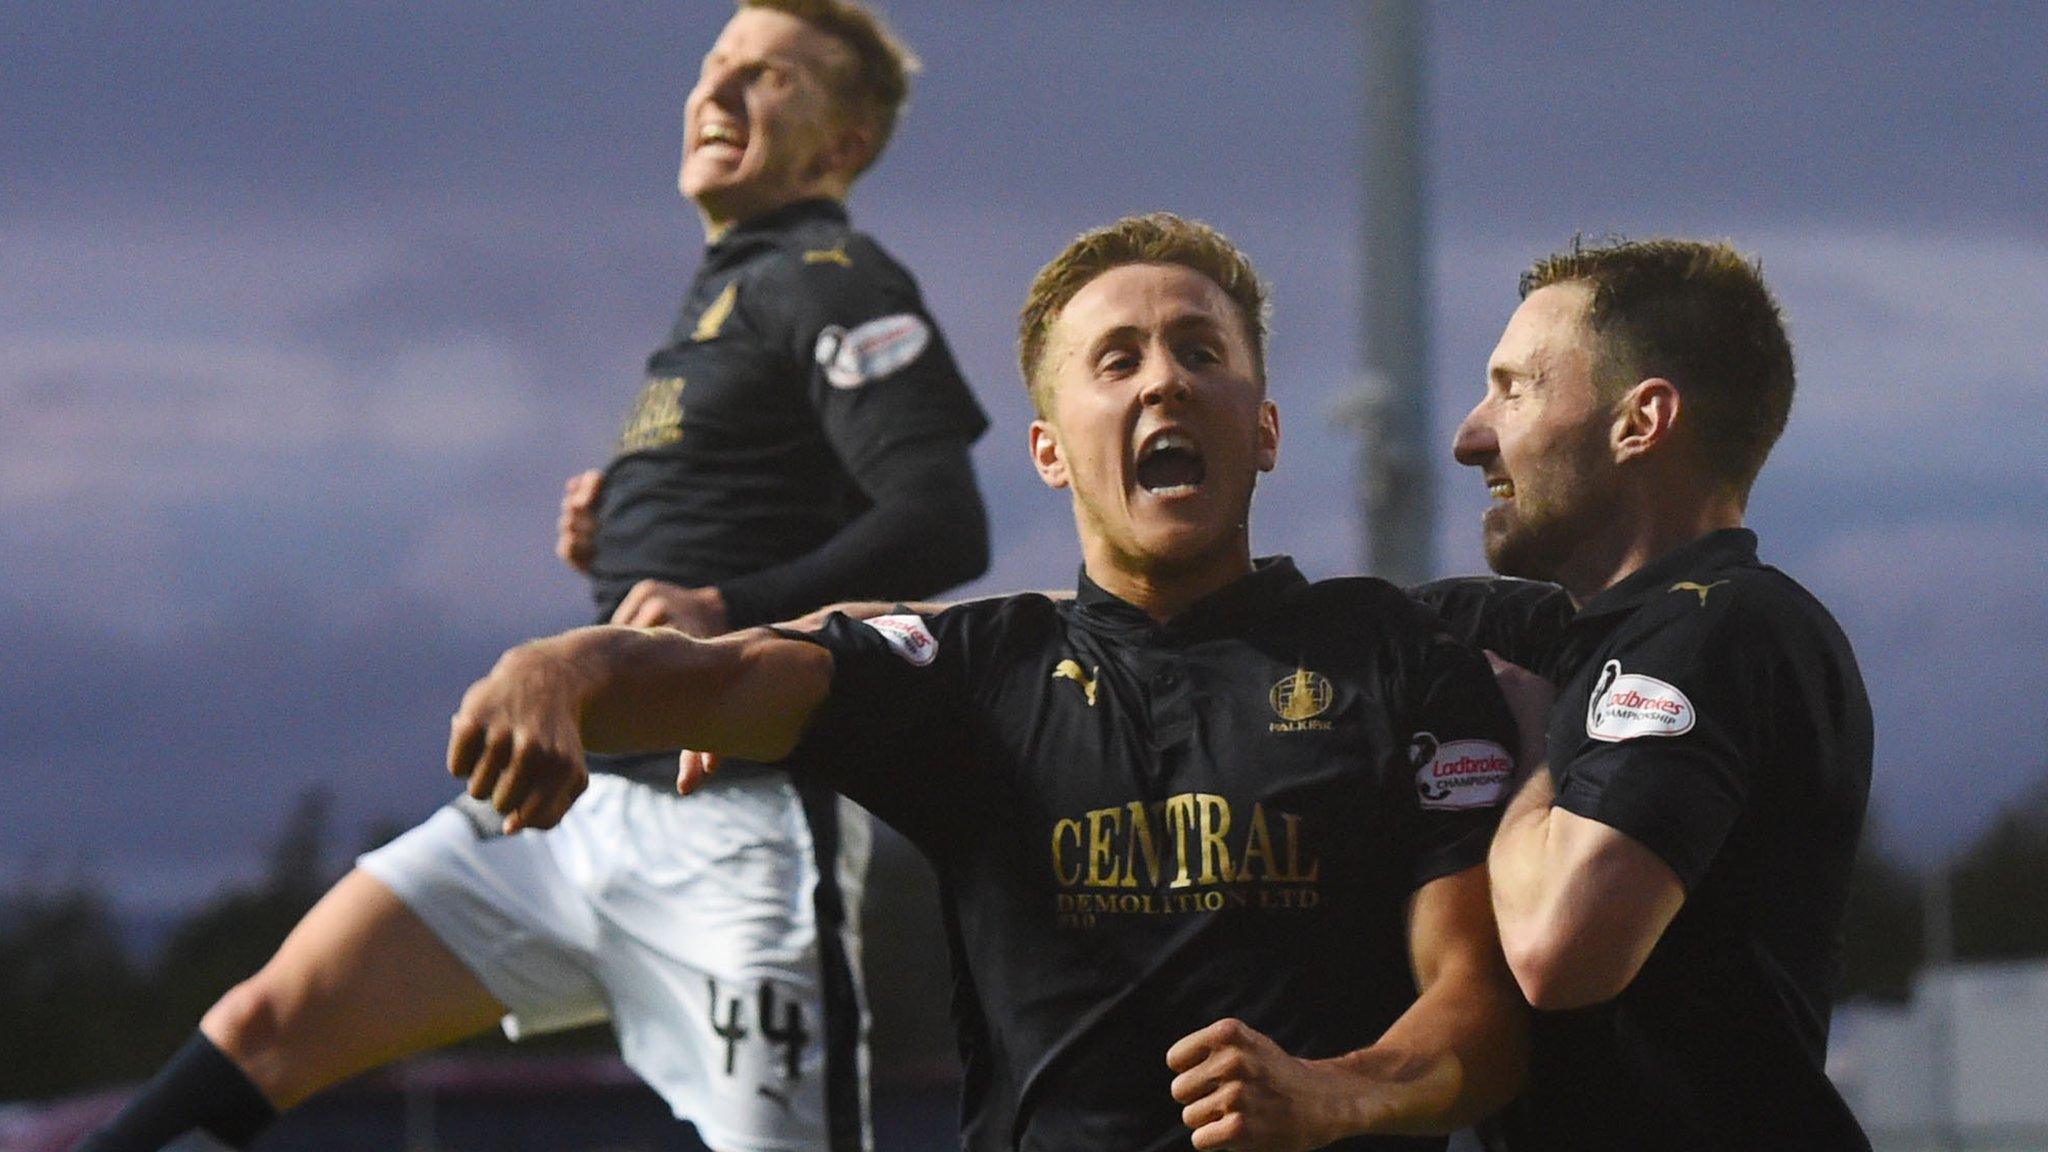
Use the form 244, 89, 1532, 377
1167, 865, 1527, 1149
781, 588, 1075, 633
673, 598, 975, 790
447, 625, 832, 833
782, 598, 935, 632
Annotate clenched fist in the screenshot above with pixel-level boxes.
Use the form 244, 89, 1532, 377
447, 644, 592, 834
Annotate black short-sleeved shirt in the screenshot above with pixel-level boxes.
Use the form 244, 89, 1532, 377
778, 558, 1523, 1152
1477, 530, 1873, 1151
586, 198, 986, 785
590, 197, 988, 621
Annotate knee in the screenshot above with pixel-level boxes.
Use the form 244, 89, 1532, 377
200, 975, 294, 1068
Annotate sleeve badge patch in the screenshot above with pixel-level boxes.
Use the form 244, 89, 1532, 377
863, 613, 938, 667
1585, 659, 1695, 741
1410, 732, 1515, 811
814, 313, 932, 389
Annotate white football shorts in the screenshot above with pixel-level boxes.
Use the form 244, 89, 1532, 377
358, 769, 872, 1152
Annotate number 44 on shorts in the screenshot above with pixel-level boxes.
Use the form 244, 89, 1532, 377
707, 977, 811, 1080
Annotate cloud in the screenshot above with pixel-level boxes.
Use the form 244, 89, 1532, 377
0, 325, 561, 647
1796, 519, 2048, 855
0, 335, 350, 499
0, 508, 193, 639
397, 502, 587, 630
1, 213, 405, 335
1763, 231, 2048, 459
0, 211, 559, 643
1, 212, 550, 513
368, 336, 543, 454
0, 327, 544, 529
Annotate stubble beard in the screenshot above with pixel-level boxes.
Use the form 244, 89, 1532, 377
1484, 506, 1576, 583
1483, 464, 1613, 584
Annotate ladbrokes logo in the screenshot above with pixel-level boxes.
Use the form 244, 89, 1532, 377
1268, 667, 1333, 732
1050, 793, 1321, 928
1585, 660, 1695, 742
863, 614, 937, 667
1409, 732, 1514, 811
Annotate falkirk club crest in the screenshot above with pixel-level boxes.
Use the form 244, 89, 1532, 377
1268, 667, 1333, 732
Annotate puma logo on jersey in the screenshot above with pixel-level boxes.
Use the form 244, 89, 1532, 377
1052, 659, 1099, 707
1670, 580, 1728, 606
802, 244, 853, 267
692, 281, 738, 341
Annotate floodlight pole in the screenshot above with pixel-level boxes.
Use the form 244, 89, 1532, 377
1352, 0, 1435, 585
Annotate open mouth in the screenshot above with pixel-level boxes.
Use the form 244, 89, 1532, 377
1486, 476, 1515, 501
1135, 429, 1206, 495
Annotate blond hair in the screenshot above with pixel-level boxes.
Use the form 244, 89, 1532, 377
741, 0, 919, 173
1018, 213, 1269, 415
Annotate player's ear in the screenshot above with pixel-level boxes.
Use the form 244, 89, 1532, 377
1256, 398, 1280, 472
822, 114, 876, 185
1029, 419, 1069, 489
1612, 377, 1679, 464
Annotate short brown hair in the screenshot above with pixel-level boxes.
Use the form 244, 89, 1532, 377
1522, 237, 1795, 496
1019, 213, 1270, 415
742, 0, 919, 174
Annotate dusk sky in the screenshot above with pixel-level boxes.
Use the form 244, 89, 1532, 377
6, 2, 2045, 914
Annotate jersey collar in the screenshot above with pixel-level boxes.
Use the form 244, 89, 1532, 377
1574, 527, 1760, 621
709, 197, 848, 253
1074, 556, 1305, 637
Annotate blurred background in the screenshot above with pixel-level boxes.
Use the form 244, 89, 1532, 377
4, 2, 2045, 1149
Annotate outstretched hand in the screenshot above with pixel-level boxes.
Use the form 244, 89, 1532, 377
447, 645, 591, 834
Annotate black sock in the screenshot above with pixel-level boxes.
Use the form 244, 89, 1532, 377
76, 1031, 279, 1151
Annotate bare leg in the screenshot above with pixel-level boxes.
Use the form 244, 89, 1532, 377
199, 868, 507, 1109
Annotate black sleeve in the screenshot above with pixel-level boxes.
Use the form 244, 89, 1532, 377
1408, 575, 1576, 681
787, 240, 989, 466
774, 608, 978, 847
1551, 592, 1762, 890
716, 243, 991, 627
1389, 600, 1526, 892
717, 436, 989, 627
